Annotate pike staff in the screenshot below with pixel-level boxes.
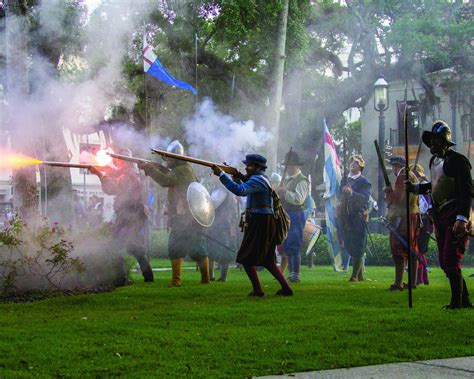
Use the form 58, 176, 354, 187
402, 80, 413, 308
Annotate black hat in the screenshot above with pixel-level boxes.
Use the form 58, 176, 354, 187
388, 156, 405, 166
283, 151, 304, 166
421, 120, 456, 148
242, 154, 267, 169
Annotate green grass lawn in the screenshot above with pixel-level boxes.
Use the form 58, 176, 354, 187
0, 264, 473, 378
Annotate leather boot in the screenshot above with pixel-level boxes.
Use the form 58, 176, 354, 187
408, 254, 418, 289
218, 263, 229, 282
198, 257, 210, 284
389, 257, 404, 291
462, 278, 473, 308
136, 256, 154, 282
445, 272, 463, 309
169, 258, 183, 287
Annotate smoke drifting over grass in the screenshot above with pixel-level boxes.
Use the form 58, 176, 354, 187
1, 1, 158, 294
184, 98, 273, 166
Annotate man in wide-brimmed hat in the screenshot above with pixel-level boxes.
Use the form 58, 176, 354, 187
337, 154, 371, 282
407, 120, 472, 309
385, 155, 420, 292
212, 153, 293, 297
277, 150, 310, 283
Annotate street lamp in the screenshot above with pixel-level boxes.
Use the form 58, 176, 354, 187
374, 77, 389, 216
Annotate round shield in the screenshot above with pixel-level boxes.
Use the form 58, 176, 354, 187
187, 182, 215, 227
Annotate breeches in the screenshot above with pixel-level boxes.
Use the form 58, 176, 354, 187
282, 210, 305, 257
168, 227, 208, 261
433, 208, 467, 274
341, 216, 366, 258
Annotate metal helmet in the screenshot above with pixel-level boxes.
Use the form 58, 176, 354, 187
269, 172, 282, 186
166, 140, 184, 156
117, 147, 133, 157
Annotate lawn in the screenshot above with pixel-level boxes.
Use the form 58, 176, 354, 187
0, 264, 473, 378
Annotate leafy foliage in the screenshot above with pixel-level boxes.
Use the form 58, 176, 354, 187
0, 217, 85, 295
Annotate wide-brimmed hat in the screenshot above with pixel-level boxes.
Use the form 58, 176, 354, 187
283, 151, 304, 166
242, 154, 267, 169
388, 156, 405, 166
421, 120, 456, 148
350, 154, 365, 168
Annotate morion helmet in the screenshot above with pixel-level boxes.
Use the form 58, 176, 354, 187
166, 140, 185, 156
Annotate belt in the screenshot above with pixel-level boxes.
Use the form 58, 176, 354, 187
433, 198, 456, 213
247, 205, 272, 212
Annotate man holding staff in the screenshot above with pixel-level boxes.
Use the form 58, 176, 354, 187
406, 121, 472, 309
385, 156, 419, 291
277, 151, 309, 283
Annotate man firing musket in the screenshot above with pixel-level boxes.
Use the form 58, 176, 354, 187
88, 147, 154, 285
107, 152, 170, 173
137, 140, 211, 288
151, 147, 246, 181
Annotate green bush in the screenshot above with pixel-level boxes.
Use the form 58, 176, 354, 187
364, 233, 391, 266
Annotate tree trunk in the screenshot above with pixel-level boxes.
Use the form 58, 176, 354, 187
268, 0, 289, 170
5, 0, 38, 221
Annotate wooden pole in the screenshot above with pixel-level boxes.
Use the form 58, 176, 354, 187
403, 81, 413, 308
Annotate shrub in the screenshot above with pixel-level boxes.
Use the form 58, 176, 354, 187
0, 217, 85, 295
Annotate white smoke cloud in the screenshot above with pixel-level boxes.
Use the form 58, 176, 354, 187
183, 98, 273, 167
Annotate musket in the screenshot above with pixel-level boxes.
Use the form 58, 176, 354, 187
373, 140, 391, 187
107, 152, 169, 173
42, 161, 96, 169
151, 148, 244, 178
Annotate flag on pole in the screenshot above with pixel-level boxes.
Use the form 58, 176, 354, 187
143, 38, 197, 95
322, 119, 343, 271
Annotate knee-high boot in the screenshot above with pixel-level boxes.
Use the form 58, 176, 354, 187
198, 257, 210, 284
136, 255, 154, 282
446, 272, 463, 309
462, 278, 473, 308
218, 263, 229, 282
169, 258, 183, 287
408, 254, 418, 288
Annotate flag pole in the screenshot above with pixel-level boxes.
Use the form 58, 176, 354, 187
403, 80, 413, 308
143, 33, 151, 255
195, 33, 198, 108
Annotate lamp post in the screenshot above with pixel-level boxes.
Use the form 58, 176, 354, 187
374, 77, 389, 216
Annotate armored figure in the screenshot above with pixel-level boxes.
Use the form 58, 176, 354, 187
408, 121, 472, 308
139, 140, 210, 287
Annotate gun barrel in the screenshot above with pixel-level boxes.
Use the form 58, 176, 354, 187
42, 161, 93, 169
151, 149, 239, 176
107, 153, 150, 165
